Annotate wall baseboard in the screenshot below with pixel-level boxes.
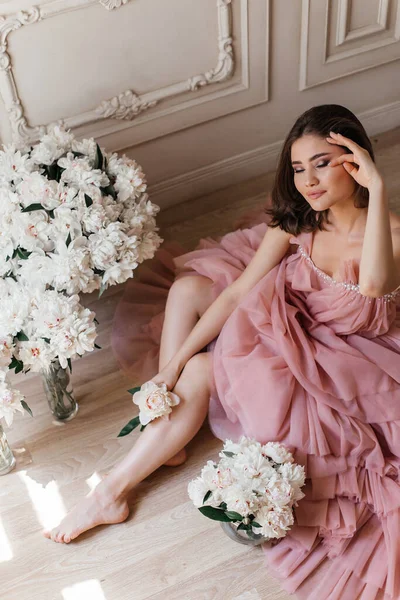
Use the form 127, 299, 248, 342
149, 99, 400, 210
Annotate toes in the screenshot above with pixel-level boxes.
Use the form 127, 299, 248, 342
64, 535, 71, 543
50, 530, 59, 542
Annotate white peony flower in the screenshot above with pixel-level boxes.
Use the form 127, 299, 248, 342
254, 505, 294, 539
0, 374, 25, 426
187, 477, 213, 508
17, 339, 53, 372
16, 173, 60, 210
0, 336, 14, 368
49, 308, 97, 365
71, 138, 98, 164
132, 381, 180, 426
232, 449, 277, 493
278, 462, 306, 488
87, 231, 117, 270
0, 292, 30, 338
0, 145, 35, 184
30, 124, 74, 165
262, 442, 294, 464
17, 252, 53, 290
222, 484, 259, 517
82, 204, 110, 234
137, 230, 163, 263
102, 262, 134, 286
59, 153, 109, 190
11, 209, 53, 252
49, 238, 94, 295
265, 478, 294, 507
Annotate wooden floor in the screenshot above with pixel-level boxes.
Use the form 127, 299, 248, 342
1, 127, 400, 600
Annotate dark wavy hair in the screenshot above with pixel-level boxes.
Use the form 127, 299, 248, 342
266, 104, 375, 235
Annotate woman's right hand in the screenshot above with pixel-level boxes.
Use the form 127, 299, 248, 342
150, 362, 182, 393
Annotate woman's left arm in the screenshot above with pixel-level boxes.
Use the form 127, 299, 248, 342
327, 131, 400, 297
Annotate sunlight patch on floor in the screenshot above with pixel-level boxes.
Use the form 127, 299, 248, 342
86, 472, 102, 491
18, 470, 67, 529
0, 516, 13, 562
62, 579, 107, 600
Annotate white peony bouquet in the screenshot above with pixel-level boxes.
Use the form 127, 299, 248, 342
188, 437, 306, 541
0, 125, 163, 426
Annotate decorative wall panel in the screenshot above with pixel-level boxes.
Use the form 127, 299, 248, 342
300, 0, 400, 90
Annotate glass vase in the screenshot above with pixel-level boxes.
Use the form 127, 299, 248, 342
42, 359, 79, 421
0, 421, 16, 475
220, 521, 269, 546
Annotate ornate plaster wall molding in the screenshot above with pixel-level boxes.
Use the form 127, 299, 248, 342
0, 0, 234, 144
98, 0, 129, 10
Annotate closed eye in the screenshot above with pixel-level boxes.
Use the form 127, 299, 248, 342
293, 160, 330, 174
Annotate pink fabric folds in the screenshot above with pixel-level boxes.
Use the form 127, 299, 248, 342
111, 222, 400, 600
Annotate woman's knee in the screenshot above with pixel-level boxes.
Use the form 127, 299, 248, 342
169, 275, 214, 316
183, 352, 212, 381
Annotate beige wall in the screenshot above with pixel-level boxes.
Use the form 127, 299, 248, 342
0, 0, 399, 208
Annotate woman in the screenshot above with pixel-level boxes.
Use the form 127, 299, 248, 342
45, 105, 400, 600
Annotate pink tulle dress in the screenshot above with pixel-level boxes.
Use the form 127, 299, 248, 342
112, 221, 400, 600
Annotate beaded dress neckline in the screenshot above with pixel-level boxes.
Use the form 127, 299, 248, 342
297, 243, 400, 302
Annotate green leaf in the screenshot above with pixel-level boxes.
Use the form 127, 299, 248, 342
95, 144, 103, 170
225, 511, 243, 521
84, 194, 93, 208
15, 361, 24, 374
222, 451, 236, 458
203, 490, 212, 504
66, 233, 72, 247
44, 163, 62, 182
21, 203, 45, 213
94, 343, 102, 350
94, 317, 99, 325
16, 331, 29, 342
42, 337, 50, 344
198, 506, 232, 522
16, 248, 31, 260
251, 521, 262, 528
67, 358, 72, 373
47, 209, 55, 219
21, 400, 33, 417
117, 416, 141, 437
9, 357, 21, 370
140, 425, 147, 432
98, 281, 107, 298
218, 502, 227, 510
12, 248, 18, 259
237, 522, 250, 531
71, 151, 85, 159
100, 185, 117, 200
127, 386, 141, 395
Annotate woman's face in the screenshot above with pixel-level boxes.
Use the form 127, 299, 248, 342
290, 134, 358, 212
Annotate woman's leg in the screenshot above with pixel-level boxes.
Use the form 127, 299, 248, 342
159, 274, 214, 369
159, 275, 214, 466
44, 352, 213, 543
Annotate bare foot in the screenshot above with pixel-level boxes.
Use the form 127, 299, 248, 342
164, 448, 187, 467
43, 482, 129, 544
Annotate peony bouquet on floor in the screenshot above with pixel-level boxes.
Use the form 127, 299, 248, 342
0, 125, 163, 426
188, 437, 306, 542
